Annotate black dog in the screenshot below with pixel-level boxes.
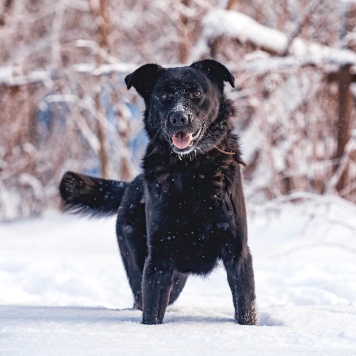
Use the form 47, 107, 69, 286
59, 59, 257, 325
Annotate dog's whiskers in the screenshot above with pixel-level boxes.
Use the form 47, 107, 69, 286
152, 126, 164, 142
146, 127, 164, 157
197, 147, 204, 155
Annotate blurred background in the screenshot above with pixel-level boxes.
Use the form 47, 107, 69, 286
0, 0, 355, 220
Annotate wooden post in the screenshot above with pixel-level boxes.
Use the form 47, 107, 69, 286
334, 64, 352, 192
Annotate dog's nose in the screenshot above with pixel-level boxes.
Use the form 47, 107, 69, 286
168, 111, 190, 128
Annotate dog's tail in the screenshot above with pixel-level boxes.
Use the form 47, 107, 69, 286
59, 171, 129, 217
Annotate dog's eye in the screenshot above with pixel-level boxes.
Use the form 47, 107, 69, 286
193, 91, 201, 98
161, 93, 168, 100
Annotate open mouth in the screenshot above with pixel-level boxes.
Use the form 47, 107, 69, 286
172, 132, 192, 150
171, 127, 203, 151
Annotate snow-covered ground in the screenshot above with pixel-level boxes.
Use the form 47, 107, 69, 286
1, 196, 356, 355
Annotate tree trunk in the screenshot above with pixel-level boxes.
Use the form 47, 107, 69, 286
178, 0, 191, 63
226, 0, 238, 10
91, 0, 111, 178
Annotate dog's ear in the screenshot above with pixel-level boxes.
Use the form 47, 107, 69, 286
125, 64, 165, 100
190, 59, 235, 90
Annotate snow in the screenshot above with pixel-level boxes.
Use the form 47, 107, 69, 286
1, 197, 356, 355
203, 9, 288, 54
0, 67, 53, 87
0, 61, 135, 88
199, 9, 356, 67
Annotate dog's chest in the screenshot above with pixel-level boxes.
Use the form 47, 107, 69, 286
150, 167, 221, 207
145, 165, 238, 273
146, 158, 237, 221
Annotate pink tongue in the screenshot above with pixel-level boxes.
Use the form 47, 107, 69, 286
172, 132, 192, 149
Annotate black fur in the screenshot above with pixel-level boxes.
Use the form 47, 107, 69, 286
59, 171, 128, 217
59, 59, 257, 325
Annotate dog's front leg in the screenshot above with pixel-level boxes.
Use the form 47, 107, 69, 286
142, 257, 173, 324
223, 246, 257, 325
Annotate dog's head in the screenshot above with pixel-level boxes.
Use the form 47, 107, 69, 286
125, 59, 235, 155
